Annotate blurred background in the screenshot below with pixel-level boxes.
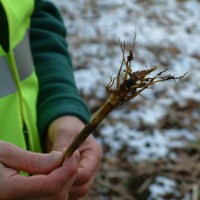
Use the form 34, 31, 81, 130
53, 0, 200, 199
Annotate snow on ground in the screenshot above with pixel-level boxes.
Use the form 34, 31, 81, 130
53, 0, 200, 199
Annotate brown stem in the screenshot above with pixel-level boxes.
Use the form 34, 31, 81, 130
63, 94, 121, 158
62, 35, 186, 159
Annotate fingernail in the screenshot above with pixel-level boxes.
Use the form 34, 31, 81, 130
48, 151, 63, 163
74, 150, 80, 163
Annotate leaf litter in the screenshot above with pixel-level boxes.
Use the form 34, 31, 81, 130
53, 0, 200, 199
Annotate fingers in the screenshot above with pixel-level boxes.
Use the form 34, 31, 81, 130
47, 116, 103, 199
69, 136, 103, 198
68, 183, 92, 199
0, 141, 63, 174
0, 151, 80, 199
74, 150, 101, 185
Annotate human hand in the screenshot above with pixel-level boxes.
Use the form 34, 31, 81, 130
0, 140, 80, 200
47, 116, 103, 199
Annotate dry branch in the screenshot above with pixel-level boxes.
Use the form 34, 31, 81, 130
63, 36, 186, 159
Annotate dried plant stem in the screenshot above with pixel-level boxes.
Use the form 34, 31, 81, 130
63, 35, 187, 159
63, 94, 120, 158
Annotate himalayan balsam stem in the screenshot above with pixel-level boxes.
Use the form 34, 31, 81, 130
63, 36, 186, 159
63, 94, 120, 158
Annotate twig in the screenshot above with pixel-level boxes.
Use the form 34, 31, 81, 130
63, 35, 187, 159
63, 93, 120, 158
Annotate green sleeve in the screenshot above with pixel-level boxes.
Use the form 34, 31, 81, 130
30, 0, 90, 140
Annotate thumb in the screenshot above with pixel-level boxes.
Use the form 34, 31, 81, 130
0, 141, 63, 174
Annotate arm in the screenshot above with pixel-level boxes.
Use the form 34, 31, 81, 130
30, 1, 102, 198
30, 0, 90, 141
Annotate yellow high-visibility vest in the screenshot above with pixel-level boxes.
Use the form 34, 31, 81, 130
0, 0, 41, 152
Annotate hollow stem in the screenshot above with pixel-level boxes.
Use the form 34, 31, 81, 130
63, 35, 187, 159
63, 93, 121, 158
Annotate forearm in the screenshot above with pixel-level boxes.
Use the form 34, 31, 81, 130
30, 0, 90, 141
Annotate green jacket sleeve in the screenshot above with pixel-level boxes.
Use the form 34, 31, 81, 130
30, 0, 90, 140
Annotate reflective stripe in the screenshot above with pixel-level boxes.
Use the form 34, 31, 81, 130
0, 32, 34, 97
14, 32, 34, 80
0, 56, 16, 97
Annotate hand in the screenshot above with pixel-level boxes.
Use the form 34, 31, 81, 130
0, 140, 80, 200
47, 116, 103, 199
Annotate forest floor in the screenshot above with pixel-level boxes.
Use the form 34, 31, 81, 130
54, 0, 200, 199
